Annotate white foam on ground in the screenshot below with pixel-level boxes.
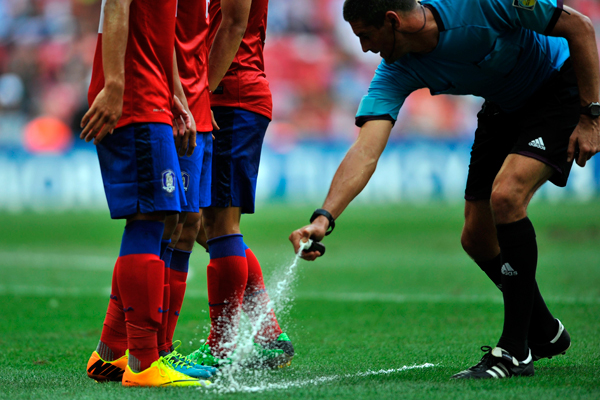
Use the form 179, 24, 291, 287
202, 240, 311, 391
206, 363, 436, 394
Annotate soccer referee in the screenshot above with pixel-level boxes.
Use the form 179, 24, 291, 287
289, 0, 599, 379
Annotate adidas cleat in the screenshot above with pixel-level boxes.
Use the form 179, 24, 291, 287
187, 343, 231, 368
121, 357, 211, 387
162, 341, 217, 379
87, 351, 128, 382
451, 346, 534, 379
530, 319, 571, 361
250, 333, 295, 369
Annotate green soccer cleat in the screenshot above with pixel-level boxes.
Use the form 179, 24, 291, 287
162, 341, 218, 379
250, 332, 295, 369
187, 343, 232, 368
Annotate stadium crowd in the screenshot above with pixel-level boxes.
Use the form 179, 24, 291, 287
0, 0, 599, 152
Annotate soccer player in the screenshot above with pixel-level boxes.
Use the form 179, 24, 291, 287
186, 0, 295, 368
289, 0, 599, 379
81, 0, 208, 387
153, 0, 218, 379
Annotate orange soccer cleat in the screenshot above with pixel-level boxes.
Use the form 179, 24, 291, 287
86, 351, 128, 382
121, 357, 211, 387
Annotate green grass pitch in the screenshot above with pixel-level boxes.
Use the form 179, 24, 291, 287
1, 202, 599, 399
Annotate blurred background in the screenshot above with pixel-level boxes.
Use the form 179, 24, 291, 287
0, 0, 599, 212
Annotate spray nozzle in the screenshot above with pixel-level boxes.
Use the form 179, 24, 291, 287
299, 238, 326, 256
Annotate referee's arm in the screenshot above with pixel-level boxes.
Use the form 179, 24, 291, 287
289, 119, 393, 259
549, 5, 600, 167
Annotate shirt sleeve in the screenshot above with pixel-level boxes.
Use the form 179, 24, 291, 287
484, 0, 564, 35
355, 61, 420, 127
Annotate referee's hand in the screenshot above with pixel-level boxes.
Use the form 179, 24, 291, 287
568, 116, 600, 167
289, 222, 326, 261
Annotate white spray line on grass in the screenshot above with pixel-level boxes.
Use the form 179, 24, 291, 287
1, 284, 600, 305
203, 239, 312, 391
208, 363, 436, 394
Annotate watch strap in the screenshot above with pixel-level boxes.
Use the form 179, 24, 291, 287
581, 102, 600, 117
310, 208, 335, 236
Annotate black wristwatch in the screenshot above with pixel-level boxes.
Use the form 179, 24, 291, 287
581, 102, 600, 118
310, 208, 335, 236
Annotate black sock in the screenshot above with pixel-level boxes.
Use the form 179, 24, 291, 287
475, 255, 558, 344
475, 254, 503, 290
495, 217, 538, 361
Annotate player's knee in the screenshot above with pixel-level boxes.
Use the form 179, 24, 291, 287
490, 186, 522, 220
460, 228, 477, 256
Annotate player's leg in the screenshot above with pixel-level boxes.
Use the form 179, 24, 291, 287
118, 211, 167, 373
166, 211, 199, 348
461, 200, 501, 288
491, 155, 552, 360
156, 133, 216, 378
202, 205, 248, 358
219, 106, 292, 365
87, 122, 205, 386
165, 133, 212, 352
454, 158, 547, 379
462, 200, 559, 346
157, 213, 179, 355
454, 61, 579, 379
160, 131, 210, 352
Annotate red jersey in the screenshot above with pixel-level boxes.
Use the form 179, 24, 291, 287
175, 0, 212, 132
208, 0, 272, 120
88, 0, 177, 129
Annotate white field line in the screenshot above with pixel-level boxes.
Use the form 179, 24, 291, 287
0, 249, 196, 278
1, 285, 599, 305
210, 363, 436, 394
0, 250, 116, 271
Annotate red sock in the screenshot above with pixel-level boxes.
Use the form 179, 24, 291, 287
117, 254, 164, 371
206, 235, 248, 357
167, 270, 187, 349
244, 247, 282, 344
157, 263, 170, 354
99, 260, 128, 359
165, 248, 191, 350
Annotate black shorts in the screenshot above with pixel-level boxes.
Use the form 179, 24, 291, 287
465, 59, 580, 201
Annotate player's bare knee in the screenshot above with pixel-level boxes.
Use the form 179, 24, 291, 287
461, 228, 490, 259
178, 224, 200, 249
460, 229, 477, 256
490, 186, 525, 222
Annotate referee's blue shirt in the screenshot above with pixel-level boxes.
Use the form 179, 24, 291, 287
356, 0, 569, 125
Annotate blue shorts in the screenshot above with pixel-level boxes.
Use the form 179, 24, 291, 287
96, 123, 185, 219
179, 132, 213, 212
211, 107, 269, 214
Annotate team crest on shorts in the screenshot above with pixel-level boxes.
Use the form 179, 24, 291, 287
182, 172, 190, 192
513, 0, 536, 11
162, 170, 176, 194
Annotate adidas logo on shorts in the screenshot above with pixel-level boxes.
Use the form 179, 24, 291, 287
528, 137, 546, 150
